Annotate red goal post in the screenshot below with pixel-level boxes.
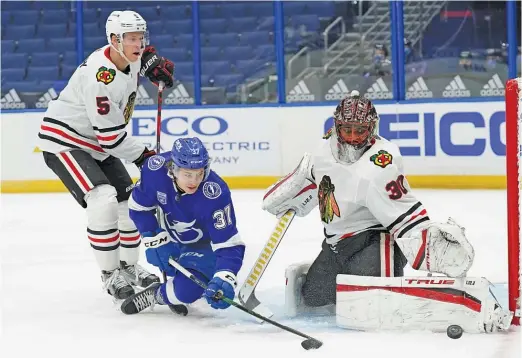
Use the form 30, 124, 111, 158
506, 77, 521, 326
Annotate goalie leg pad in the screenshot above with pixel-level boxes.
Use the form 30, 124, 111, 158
85, 184, 120, 271
335, 274, 512, 333
285, 262, 335, 317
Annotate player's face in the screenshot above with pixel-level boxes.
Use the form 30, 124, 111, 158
337, 121, 371, 147
176, 168, 205, 194
121, 32, 147, 62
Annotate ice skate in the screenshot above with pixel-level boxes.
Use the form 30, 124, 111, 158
120, 261, 160, 288
121, 282, 162, 314
101, 269, 135, 300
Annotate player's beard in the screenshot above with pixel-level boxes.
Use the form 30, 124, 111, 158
329, 130, 367, 164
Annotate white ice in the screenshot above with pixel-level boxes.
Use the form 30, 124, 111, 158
1, 189, 520, 358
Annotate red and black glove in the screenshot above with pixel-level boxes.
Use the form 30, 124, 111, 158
140, 46, 175, 88
134, 148, 157, 169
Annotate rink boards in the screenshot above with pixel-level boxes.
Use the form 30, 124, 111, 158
1, 100, 506, 192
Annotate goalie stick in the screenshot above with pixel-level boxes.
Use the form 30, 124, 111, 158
238, 210, 296, 319
168, 257, 322, 350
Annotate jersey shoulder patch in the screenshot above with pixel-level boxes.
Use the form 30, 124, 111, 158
202, 181, 222, 199
369, 149, 393, 168
96, 66, 116, 85
147, 155, 166, 171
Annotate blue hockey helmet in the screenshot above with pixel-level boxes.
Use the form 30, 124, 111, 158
170, 137, 210, 179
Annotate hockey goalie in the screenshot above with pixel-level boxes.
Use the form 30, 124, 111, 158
262, 91, 513, 334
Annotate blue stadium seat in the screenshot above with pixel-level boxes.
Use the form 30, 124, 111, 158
204, 33, 239, 47
176, 73, 194, 82
2, 68, 26, 82
3, 1, 33, 10
224, 46, 253, 62
40, 9, 70, 24
239, 31, 271, 46
34, 1, 71, 10
83, 22, 104, 37
201, 61, 231, 76
305, 2, 335, 17
62, 51, 79, 66
2, 81, 41, 93
284, 2, 306, 15
1, 11, 12, 25
257, 16, 274, 31
200, 19, 227, 34
222, 3, 247, 18
82, 1, 123, 9
246, 3, 273, 17
26, 66, 60, 82
48, 38, 76, 52
30, 52, 61, 67
2, 53, 28, 69
164, 20, 191, 34
3, 25, 36, 40
147, 20, 164, 35
173, 34, 193, 48
254, 44, 275, 60
291, 15, 320, 32
136, 7, 161, 22
201, 47, 223, 61
80, 8, 100, 23
199, 3, 218, 19
68, 23, 77, 36
161, 48, 190, 62
150, 34, 174, 48
84, 36, 107, 52
1, 40, 16, 54
160, 5, 190, 20
10, 10, 40, 25
173, 62, 193, 77
16, 39, 46, 53
227, 17, 258, 33
235, 59, 266, 76
213, 74, 244, 90
61, 65, 78, 78
38, 23, 69, 38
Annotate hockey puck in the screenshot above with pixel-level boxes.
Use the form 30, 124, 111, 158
301, 338, 323, 350
447, 325, 463, 339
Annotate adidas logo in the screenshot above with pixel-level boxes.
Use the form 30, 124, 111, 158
35, 88, 58, 109
364, 78, 392, 99
135, 85, 154, 105
406, 77, 433, 99
442, 75, 470, 97
286, 80, 315, 102
324, 79, 350, 100
0, 89, 26, 109
480, 74, 505, 96
165, 83, 194, 105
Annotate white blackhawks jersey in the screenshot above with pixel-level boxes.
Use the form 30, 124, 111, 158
312, 137, 429, 245
38, 45, 145, 162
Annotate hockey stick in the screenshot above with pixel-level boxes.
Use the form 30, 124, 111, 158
238, 210, 296, 319
168, 258, 322, 350
155, 81, 167, 282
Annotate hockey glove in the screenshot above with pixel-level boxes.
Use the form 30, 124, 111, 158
133, 148, 156, 169
142, 229, 180, 277
204, 271, 237, 309
140, 46, 174, 88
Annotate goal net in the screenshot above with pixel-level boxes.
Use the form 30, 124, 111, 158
506, 77, 522, 325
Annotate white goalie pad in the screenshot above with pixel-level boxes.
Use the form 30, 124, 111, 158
285, 262, 334, 317
396, 218, 475, 277
262, 153, 318, 217
336, 274, 513, 334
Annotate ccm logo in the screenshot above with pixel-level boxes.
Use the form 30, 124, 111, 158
144, 236, 168, 248
404, 279, 455, 285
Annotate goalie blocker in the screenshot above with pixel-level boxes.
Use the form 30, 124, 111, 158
285, 264, 513, 333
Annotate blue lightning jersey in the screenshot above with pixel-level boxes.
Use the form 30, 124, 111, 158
128, 153, 245, 275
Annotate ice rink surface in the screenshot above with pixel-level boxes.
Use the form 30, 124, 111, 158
1, 189, 520, 357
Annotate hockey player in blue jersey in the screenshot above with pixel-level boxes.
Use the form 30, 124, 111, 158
121, 137, 245, 314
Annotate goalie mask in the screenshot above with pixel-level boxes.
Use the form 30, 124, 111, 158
329, 90, 379, 163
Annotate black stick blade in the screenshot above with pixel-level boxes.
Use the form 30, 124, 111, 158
301, 338, 323, 350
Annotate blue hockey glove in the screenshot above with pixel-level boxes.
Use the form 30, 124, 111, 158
204, 271, 237, 309
142, 229, 179, 277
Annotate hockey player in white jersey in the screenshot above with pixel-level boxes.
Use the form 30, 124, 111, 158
37, 10, 174, 301
262, 91, 513, 333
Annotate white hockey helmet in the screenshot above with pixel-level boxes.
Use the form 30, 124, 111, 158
105, 11, 148, 61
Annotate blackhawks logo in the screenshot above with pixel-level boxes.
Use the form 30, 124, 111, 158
123, 91, 136, 124
96, 66, 116, 85
370, 150, 393, 168
318, 176, 340, 224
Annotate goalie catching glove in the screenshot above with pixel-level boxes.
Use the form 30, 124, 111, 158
262, 153, 318, 218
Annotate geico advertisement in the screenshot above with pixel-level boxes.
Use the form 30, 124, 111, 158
128, 108, 280, 176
